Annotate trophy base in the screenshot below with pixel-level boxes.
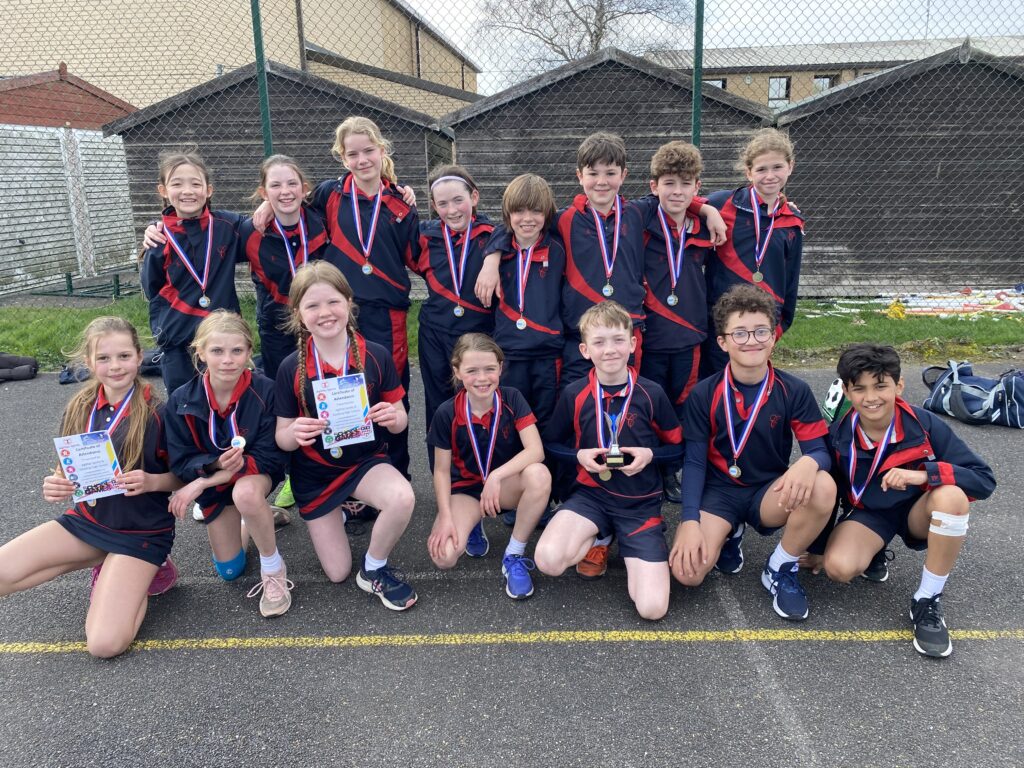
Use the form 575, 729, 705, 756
605, 454, 625, 468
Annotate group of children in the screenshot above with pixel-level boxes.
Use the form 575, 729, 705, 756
0, 118, 995, 660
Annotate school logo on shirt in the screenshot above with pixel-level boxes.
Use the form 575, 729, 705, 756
770, 414, 782, 429
218, 245, 228, 260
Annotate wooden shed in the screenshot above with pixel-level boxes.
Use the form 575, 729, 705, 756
103, 60, 453, 232
439, 47, 771, 209
777, 39, 1024, 295
0, 62, 136, 129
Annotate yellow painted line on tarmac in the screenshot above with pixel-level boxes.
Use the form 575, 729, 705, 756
0, 628, 1022, 655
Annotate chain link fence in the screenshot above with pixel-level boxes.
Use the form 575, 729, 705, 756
2, 0, 1022, 320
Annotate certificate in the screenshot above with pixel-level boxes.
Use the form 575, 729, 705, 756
54, 431, 125, 504
311, 373, 375, 451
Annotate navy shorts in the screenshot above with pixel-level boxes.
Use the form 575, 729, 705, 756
700, 481, 780, 536
840, 501, 928, 551
195, 470, 286, 525
559, 491, 667, 563
296, 456, 390, 521
57, 513, 173, 567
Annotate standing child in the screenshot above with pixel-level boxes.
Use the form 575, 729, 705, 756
535, 302, 682, 619
700, 128, 804, 375
275, 261, 418, 611
414, 165, 495, 434
0, 318, 179, 658
670, 285, 835, 621
427, 333, 551, 599
241, 155, 329, 381
165, 311, 291, 617
141, 148, 245, 395
818, 344, 995, 657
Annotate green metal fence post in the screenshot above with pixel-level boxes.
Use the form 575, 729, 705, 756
691, 0, 704, 147
251, 0, 274, 157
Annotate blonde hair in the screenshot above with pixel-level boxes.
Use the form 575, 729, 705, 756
449, 333, 504, 389
157, 145, 211, 187
502, 174, 556, 231
250, 153, 311, 204
286, 261, 364, 417
331, 116, 397, 184
738, 128, 795, 171
189, 310, 255, 370
578, 300, 632, 341
62, 317, 156, 471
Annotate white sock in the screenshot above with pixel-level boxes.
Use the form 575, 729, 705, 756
259, 549, 283, 574
504, 536, 527, 557
364, 553, 387, 572
768, 542, 799, 572
594, 535, 613, 548
914, 566, 948, 601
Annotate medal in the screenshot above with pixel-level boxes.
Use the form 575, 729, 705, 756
351, 180, 383, 277
330, 447, 343, 458
721, 363, 774, 481
514, 240, 535, 323
203, 374, 241, 451
598, 470, 612, 481
465, 390, 501, 481
590, 196, 621, 299
165, 215, 214, 310
454, 305, 465, 317
230, 436, 246, 450
87, 499, 97, 507
273, 214, 308, 276
594, 371, 634, 470
667, 293, 679, 307
749, 187, 781, 284
847, 413, 896, 507
442, 221, 473, 316
656, 206, 687, 308
515, 317, 527, 331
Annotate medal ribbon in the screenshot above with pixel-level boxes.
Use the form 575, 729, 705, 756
589, 196, 622, 286
442, 223, 472, 302
464, 390, 501, 481
351, 181, 384, 261
311, 338, 349, 380
202, 374, 240, 451
89, 386, 135, 434
515, 241, 536, 315
593, 372, 635, 449
847, 413, 896, 506
749, 187, 781, 276
165, 219, 214, 296
656, 206, 686, 296
273, 213, 308, 277
722, 364, 774, 469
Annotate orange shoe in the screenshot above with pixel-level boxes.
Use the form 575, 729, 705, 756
576, 544, 609, 580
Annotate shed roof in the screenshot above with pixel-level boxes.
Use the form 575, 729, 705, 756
381, 0, 482, 72
0, 62, 136, 112
439, 47, 772, 127
775, 39, 1024, 124
102, 59, 440, 136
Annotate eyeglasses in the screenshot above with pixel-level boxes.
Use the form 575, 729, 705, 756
723, 326, 774, 344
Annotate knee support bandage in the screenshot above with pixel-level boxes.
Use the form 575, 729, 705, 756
213, 549, 247, 581
929, 510, 969, 537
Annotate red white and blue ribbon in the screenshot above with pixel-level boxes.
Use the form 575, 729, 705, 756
749, 187, 781, 275
202, 374, 240, 451
656, 206, 686, 297
590, 196, 622, 286
515, 241, 536, 316
443, 222, 472, 300
312, 338, 349, 379
351, 181, 383, 260
847, 413, 896, 506
722, 363, 774, 468
89, 386, 135, 434
593, 371, 635, 449
465, 390, 501, 481
273, 214, 308, 277
165, 220, 213, 297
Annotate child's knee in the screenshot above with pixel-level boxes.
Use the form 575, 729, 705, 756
86, 630, 133, 659
634, 590, 669, 621
811, 472, 838, 511
431, 549, 459, 571
673, 569, 708, 588
213, 549, 247, 581
323, 562, 351, 583
929, 485, 970, 514
231, 481, 264, 511
381, 483, 415, 515
823, 550, 859, 583
533, 540, 565, 576
522, 463, 552, 493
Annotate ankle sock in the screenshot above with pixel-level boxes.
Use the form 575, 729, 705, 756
504, 536, 527, 557
913, 566, 948, 601
260, 549, 283, 574
364, 553, 387, 572
768, 542, 799, 572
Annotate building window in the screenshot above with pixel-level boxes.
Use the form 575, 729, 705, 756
813, 74, 838, 93
705, 78, 727, 90
767, 76, 791, 108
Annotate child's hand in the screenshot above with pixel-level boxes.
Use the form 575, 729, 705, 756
773, 456, 818, 512
798, 552, 824, 575
168, 482, 202, 520
669, 520, 706, 580
117, 470, 153, 496
480, 475, 502, 517
880, 467, 927, 492
42, 471, 76, 504
142, 221, 167, 249
396, 184, 417, 208
369, 401, 399, 430
427, 516, 458, 561
701, 205, 727, 246
577, 448, 608, 474
251, 200, 273, 232
292, 417, 326, 446
618, 446, 653, 476
474, 254, 501, 307
214, 446, 245, 475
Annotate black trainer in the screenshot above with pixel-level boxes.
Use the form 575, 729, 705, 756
662, 468, 682, 504
910, 594, 952, 658
861, 548, 894, 583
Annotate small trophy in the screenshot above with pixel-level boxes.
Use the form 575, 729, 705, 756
604, 412, 625, 468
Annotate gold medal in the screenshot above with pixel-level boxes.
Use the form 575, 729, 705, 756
752, 271, 764, 283
598, 469, 612, 481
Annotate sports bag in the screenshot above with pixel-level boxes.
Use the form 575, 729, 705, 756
922, 360, 1024, 429
0, 353, 38, 381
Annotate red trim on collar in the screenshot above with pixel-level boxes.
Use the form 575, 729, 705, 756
205, 369, 252, 416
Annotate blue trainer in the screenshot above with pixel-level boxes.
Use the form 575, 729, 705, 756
501, 554, 536, 600
715, 523, 745, 574
356, 565, 417, 611
760, 558, 809, 621
466, 520, 489, 558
